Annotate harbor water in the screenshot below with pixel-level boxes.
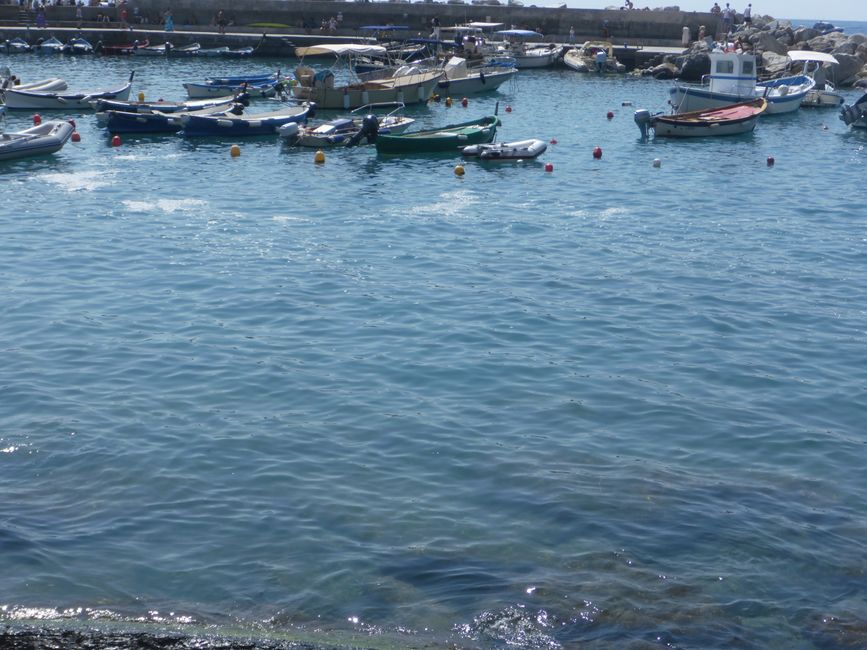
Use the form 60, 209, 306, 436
1, 44, 866, 649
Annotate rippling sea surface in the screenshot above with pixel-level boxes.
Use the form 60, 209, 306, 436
1, 49, 866, 649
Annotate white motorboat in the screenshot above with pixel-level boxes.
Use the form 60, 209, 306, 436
3, 72, 134, 110
0, 120, 75, 161
1, 67, 68, 96
3, 38, 32, 53
462, 138, 547, 160
292, 44, 443, 110
280, 102, 415, 146
563, 42, 626, 73
436, 56, 516, 96
494, 30, 562, 68
63, 37, 94, 55
670, 52, 814, 115
34, 36, 64, 54
787, 50, 844, 108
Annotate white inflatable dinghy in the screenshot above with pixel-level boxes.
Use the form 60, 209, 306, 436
462, 138, 547, 160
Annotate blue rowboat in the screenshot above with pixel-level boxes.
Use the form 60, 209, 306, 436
179, 103, 312, 137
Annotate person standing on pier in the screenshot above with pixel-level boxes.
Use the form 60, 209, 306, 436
431, 15, 440, 40
163, 8, 173, 32
743, 3, 752, 25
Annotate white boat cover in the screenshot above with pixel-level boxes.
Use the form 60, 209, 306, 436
295, 44, 387, 58
787, 50, 839, 64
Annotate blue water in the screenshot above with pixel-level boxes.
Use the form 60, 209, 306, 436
1, 52, 867, 649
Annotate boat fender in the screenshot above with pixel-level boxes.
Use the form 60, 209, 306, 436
777, 85, 789, 96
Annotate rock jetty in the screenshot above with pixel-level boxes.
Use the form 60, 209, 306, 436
634, 18, 867, 87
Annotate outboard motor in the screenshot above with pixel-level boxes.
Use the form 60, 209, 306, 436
234, 91, 251, 107
346, 114, 379, 147
840, 103, 866, 126
229, 103, 245, 115
634, 109, 653, 138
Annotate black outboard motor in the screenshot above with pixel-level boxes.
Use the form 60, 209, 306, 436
346, 114, 379, 147
229, 103, 245, 115
234, 91, 251, 107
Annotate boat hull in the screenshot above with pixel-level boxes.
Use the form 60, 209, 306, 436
436, 68, 516, 96
670, 79, 812, 115
0, 120, 74, 161
180, 107, 310, 137
462, 138, 547, 159
292, 71, 442, 110
375, 116, 499, 154
3, 82, 133, 110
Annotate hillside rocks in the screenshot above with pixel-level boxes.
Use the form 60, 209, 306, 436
632, 18, 867, 86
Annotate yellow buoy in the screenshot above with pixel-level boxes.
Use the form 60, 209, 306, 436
454, 164, 465, 176
314, 150, 326, 164
230, 144, 241, 157
445, 97, 453, 107
138, 91, 145, 102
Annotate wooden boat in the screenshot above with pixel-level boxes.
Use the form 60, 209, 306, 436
436, 56, 516, 96
98, 38, 149, 55
634, 98, 768, 138
0, 120, 74, 161
97, 103, 244, 133
184, 79, 282, 99
670, 52, 814, 115
563, 42, 625, 73
375, 115, 500, 154
279, 102, 415, 146
292, 44, 443, 110
3, 38, 32, 54
63, 37, 94, 55
462, 138, 547, 160
3, 72, 134, 110
840, 92, 867, 129
179, 104, 312, 137
34, 37, 64, 54
91, 94, 242, 114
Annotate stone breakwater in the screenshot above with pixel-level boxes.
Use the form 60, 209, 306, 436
635, 18, 867, 87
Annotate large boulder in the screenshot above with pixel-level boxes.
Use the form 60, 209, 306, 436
793, 27, 820, 43
807, 32, 849, 53
650, 62, 677, 79
832, 41, 859, 56
850, 34, 867, 46
761, 51, 789, 76
832, 53, 866, 86
677, 52, 710, 81
749, 30, 788, 55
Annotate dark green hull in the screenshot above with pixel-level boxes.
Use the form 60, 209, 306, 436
375, 116, 500, 154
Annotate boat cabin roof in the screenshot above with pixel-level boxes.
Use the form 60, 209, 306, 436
295, 44, 387, 57
496, 29, 543, 38
787, 50, 838, 64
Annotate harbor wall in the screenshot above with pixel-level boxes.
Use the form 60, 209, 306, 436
0, 2, 720, 46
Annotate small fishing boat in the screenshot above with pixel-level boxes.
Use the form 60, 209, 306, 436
292, 44, 443, 110
132, 42, 170, 56
196, 46, 231, 57
436, 56, 517, 96
91, 94, 244, 114
97, 103, 244, 133
223, 47, 255, 58
634, 98, 768, 138
34, 36, 64, 54
494, 30, 563, 69
1, 68, 68, 95
179, 103, 312, 137
279, 102, 415, 146
3, 72, 134, 110
172, 43, 201, 56
670, 52, 814, 115
205, 72, 279, 85
0, 120, 75, 161
98, 38, 149, 55
3, 38, 32, 54
840, 92, 867, 129
375, 115, 500, 154
461, 138, 547, 160
63, 37, 94, 55
184, 79, 283, 99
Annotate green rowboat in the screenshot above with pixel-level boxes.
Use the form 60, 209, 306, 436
375, 115, 501, 154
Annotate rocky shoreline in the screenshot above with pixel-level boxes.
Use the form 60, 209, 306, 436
635, 18, 867, 88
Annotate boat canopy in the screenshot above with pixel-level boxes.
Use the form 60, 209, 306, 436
466, 22, 505, 29
360, 25, 409, 31
787, 50, 839, 64
295, 44, 388, 57
496, 29, 543, 38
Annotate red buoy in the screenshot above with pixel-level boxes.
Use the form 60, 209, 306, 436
461, 97, 468, 107
767, 155, 775, 166
71, 132, 81, 142
549, 138, 558, 145
33, 114, 42, 125
111, 134, 121, 147
544, 163, 554, 172
607, 111, 614, 120
505, 105, 512, 113
592, 146, 603, 159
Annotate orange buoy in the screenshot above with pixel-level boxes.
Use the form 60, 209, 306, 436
231, 144, 242, 157
544, 163, 553, 172
111, 134, 121, 147
33, 114, 41, 125
592, 146, 602, 159
607, 111, 614, 119
71, 131, 81, 142
454, 164, 465, 176
314, 149, 325, 164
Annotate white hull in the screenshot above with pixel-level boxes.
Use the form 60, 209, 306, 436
3, 77, 68, 93
512, 50, 557, 69
802, 89, 844, 108
462, 138, 547, 159
3, 80, 133, 110
0, 120, 74, 160
670, 85, 809, 115
437, 68, 515, 95
651, 117, 759, 137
